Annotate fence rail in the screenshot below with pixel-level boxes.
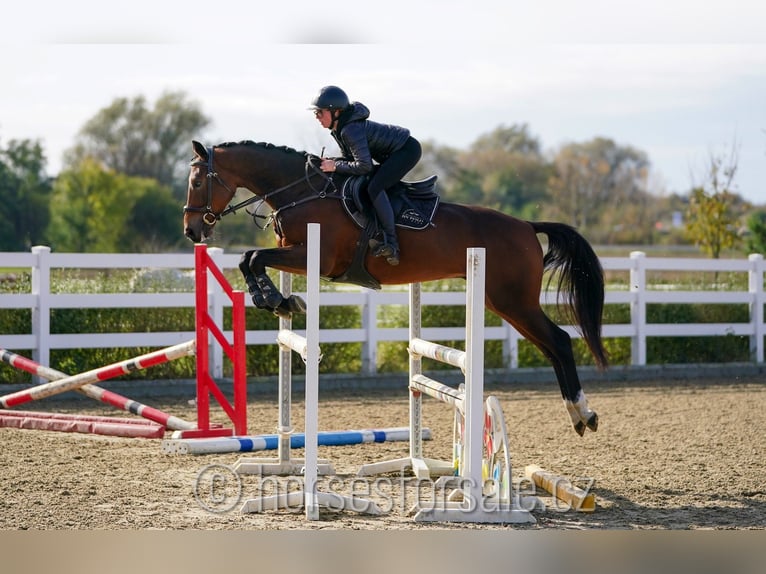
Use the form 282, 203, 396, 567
1, 246, 764, 376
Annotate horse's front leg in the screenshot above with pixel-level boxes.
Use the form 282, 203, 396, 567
239, 247, 307, 318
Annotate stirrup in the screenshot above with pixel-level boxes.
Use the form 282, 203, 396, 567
373, 243, 399, 265
372, 243, 394, 258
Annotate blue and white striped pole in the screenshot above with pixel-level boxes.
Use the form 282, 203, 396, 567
162, 426, 431, 455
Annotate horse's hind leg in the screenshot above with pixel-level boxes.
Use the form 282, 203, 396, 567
519, 314, 598, 435
536, 320, 599, 435
488, 298, 598, 435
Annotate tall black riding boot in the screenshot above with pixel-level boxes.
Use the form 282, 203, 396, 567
370, 192, 400, 265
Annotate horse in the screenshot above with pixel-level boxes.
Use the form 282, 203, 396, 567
183, 139, 607, 436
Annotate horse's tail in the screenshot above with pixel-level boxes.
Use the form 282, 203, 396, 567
530, 221, 608, 369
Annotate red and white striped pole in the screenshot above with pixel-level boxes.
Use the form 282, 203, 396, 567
0, 409, 166, 438
0, 348, 196, 431
0, 340, 196, 409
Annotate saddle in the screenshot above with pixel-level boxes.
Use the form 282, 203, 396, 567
331, 172, 440, 290
340, 174, 440, 230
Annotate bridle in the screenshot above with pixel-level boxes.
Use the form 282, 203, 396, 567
183, 146, 237, 225
183, 145, 337, 227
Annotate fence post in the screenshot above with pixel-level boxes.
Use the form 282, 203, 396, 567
503, 319, 519, 369
748, 253, 764, 363
630, 251, 647, 366
31, 246, 51, 377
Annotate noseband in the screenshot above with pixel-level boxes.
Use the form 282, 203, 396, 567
183, 146, 236, 225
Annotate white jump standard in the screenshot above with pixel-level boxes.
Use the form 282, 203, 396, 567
237, 223, 381, 520
232, 268, 333, 476
358, 248, 537, 524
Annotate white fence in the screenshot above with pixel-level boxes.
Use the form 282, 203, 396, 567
1, 246, 765, 376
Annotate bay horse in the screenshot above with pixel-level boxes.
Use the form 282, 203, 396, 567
183, 140, 606, 436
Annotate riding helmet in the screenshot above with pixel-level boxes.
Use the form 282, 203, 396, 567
310, 85, 350, 110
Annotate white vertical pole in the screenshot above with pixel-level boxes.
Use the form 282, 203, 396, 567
464, 248, 485, 507
31, 246, 51, 376
278, 271, 292, 463
304, 223, 321, 520
630, 251, 647, 366
748, 253, 764, 362
409, 281, 423, 460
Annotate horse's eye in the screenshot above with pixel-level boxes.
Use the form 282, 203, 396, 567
193, 180, 203, 189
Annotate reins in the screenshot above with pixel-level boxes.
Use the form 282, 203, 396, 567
184, 147, 338, 230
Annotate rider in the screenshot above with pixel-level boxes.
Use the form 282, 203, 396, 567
310, 85, 422, 266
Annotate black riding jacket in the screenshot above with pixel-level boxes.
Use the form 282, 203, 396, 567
330, 102, 411, 176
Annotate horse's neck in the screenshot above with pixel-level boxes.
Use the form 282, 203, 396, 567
225, 149, 300, 206
249, 153, 314, 209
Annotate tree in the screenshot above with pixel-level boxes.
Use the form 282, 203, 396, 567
469, 123, 543, 156
685, 187, 741, 258
64, 91, 211, 198
407, 140, 461, 190
0, 138, 51, 251
684, 146, 745, 258
47, 159, 180, 252
407, 139, 488, 206
546, 138, 650, 241
449, 124, 550, 216
121, 189, 186, 252
744, 210, 766, 255
447, 167, 485, 205
751, 131, 766, 254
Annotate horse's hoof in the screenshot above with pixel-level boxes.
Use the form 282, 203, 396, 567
272, 295, 307, 319
586, 412, 598, 432
573, 421, 586, 437
286, 295, 307, 314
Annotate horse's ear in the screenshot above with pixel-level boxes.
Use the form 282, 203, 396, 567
192, 140, 207, 160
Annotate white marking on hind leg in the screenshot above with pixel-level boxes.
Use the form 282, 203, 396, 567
564, 391, 595, 425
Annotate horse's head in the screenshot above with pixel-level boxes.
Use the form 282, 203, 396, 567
183, 140, 239, 242
184, 139, 331, 243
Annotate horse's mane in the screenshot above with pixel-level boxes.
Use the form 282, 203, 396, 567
218, 140, 319, 160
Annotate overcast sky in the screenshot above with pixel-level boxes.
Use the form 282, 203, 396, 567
2, 1, 765, 202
